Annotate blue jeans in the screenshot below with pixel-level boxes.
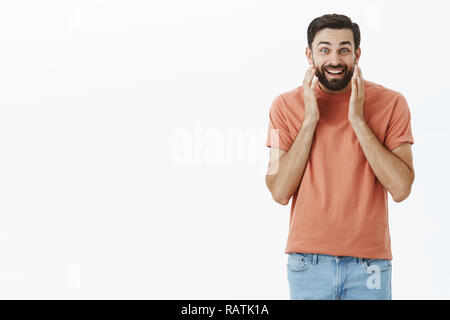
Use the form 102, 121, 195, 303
287, 252, 392, 300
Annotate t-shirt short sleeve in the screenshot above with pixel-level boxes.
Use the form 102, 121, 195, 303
384, 93, 415, 151
265, 95, 293, 152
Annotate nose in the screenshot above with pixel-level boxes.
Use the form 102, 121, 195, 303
327, 52, 344, 68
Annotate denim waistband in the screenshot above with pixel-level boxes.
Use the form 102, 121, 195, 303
290, 252, 365, 264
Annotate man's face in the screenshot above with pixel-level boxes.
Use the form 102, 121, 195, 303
308, 28, 360, 91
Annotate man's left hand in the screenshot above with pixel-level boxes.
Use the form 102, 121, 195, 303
348, 64, 365, 123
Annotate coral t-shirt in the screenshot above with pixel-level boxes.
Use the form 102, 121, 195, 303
265, 80, 414, 260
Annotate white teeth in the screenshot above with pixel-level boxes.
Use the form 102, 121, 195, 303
326, 69, 344, 74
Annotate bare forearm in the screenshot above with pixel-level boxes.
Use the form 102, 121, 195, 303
268, 120, 318, 204
350, 118, 413, 201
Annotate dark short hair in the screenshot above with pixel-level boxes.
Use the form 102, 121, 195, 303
307, 14, 361, 51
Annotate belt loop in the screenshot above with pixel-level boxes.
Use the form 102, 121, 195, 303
358, 257, 362, 264
313, 254, 318, 265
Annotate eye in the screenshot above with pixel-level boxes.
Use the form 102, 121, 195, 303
341, 48, 349, 53
320, 48, 329, 53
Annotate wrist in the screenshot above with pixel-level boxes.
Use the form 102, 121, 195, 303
349, 116, 365, 126
303, 117, 319, 125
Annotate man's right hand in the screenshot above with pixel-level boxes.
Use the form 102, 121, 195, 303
302, 66, 320, 123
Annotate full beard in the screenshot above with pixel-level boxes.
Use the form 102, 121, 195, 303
315, 66, 354, 91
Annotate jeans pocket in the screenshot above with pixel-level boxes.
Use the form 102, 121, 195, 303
287, 253, 310, 272
363, 258, 392, 272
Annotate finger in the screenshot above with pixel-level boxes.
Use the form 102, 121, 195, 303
351, 73, 357, 97
310, 76, 318, 90
358, 66, 364, 92
356, 67, 363, 96
309, 65, 315, 80
304, 66, 314, 86
307, 66, 316, 87
304, 66, 312, 79
353, 65, 359, 89
356, 74, 362, 96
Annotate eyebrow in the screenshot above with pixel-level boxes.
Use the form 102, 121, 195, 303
317, 41, 352, 47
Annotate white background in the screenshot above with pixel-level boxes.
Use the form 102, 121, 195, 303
0, 0, 448, 299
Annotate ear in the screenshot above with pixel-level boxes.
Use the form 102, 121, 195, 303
305, 46, 314, 65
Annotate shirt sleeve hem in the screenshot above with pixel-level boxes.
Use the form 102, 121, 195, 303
266, 142, 290, 152
385, 135, 414, 151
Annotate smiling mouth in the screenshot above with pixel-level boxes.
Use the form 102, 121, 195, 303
325, 68, 345, 76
